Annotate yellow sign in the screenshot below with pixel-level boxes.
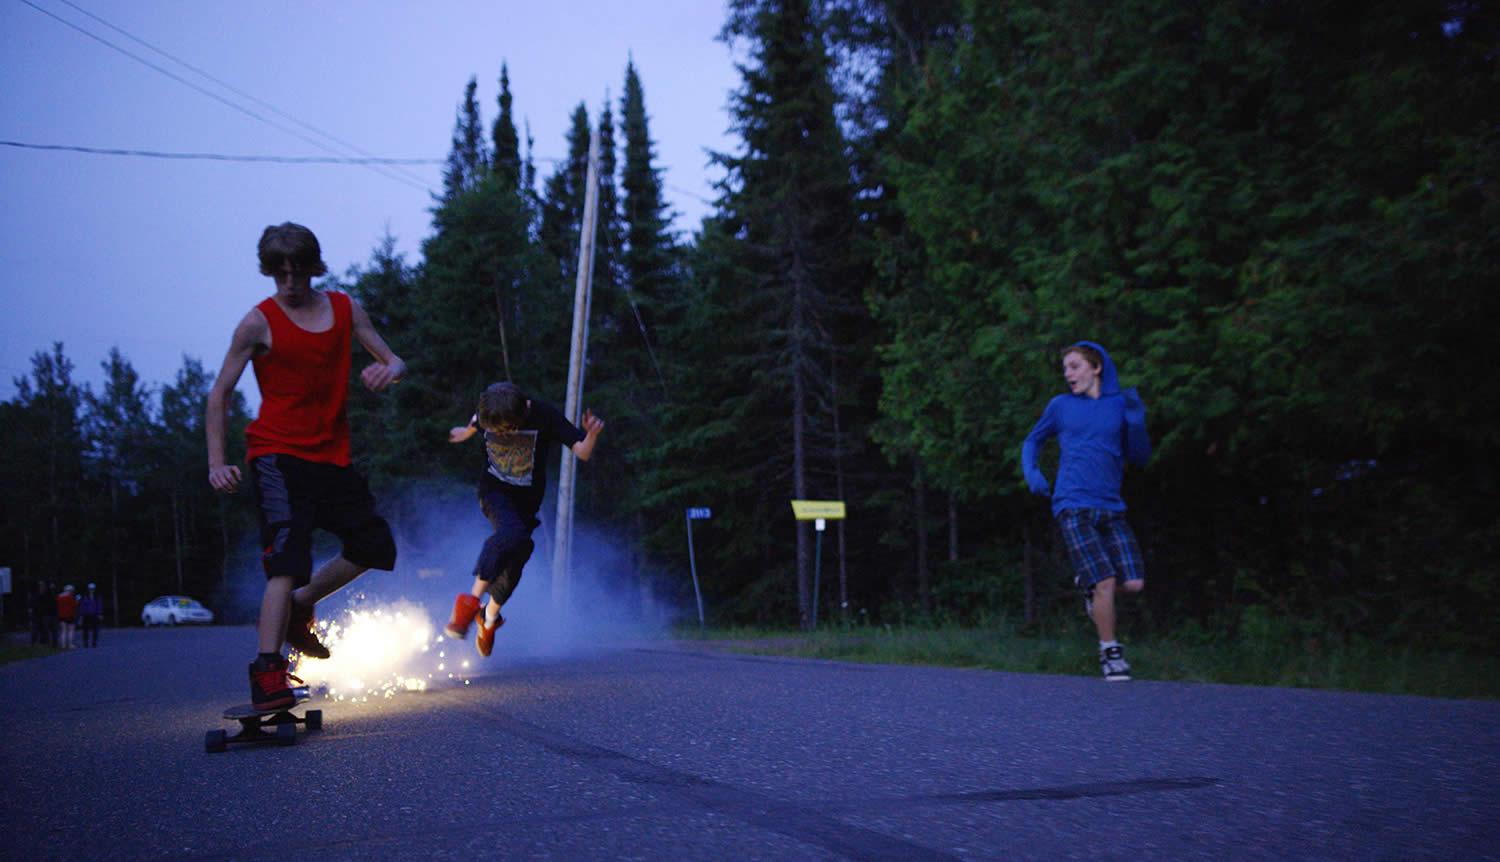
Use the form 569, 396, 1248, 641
791, 500, 846, 521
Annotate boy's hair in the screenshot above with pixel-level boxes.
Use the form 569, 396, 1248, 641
257, 222, 329, 277
1062, 343, 1103, 370
477, 382, 528, 431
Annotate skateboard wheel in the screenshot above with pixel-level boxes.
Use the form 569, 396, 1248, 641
205, 729, 227, 754
276, 722, 297, 746
305, 709, 322, 731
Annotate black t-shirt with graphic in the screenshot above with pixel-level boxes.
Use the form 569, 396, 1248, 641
478, 398, 586, 518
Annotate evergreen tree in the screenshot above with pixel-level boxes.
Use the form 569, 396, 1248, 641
619, 58, 679, 331
83, 349, 155, 624
342, 232, 425, 482
153, 358, 227, 600
643, 0, 863, 628
594, 96, 622, 301
441, 77, 490, 202
398, 74, 563, 483
492, 64, 523, 191
539, 104, 593, 292
6, 344, 89, 595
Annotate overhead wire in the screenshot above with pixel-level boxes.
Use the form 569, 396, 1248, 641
14, 0, 709, 391
17, 0, 433, 192
0, 140, 441, 164
49, 0, 436, 190
19, 0, 718, 208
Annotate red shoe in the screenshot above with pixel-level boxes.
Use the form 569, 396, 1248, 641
249, 654, 294, 711
284, 602, 330, 659
444, 594, 480, 640
476, 613, 505, 657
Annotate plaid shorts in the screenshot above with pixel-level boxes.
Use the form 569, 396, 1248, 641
1057, 508, 1145, 590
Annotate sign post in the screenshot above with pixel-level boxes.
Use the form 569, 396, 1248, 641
790, 501, 846, 629
685, 507, 712, 627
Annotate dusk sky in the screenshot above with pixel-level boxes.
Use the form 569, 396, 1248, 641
1, 0, 741, 406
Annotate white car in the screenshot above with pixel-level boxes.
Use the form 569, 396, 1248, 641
141, 595, 215, 626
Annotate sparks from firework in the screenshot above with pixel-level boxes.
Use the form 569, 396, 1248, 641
289, 599, 473, 702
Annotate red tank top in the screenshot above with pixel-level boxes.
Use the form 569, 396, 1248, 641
245, 291, 354, 465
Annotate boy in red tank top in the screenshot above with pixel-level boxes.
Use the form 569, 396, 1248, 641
206, 223, 407, 710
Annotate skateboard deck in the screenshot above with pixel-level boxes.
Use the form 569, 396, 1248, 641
205, 692, 322, 753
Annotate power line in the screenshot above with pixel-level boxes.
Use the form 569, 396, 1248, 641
49, 0, 435, 190
1, 139, 443, 165
18, 0, 432, 192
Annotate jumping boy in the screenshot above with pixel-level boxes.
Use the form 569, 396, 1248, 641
207, 222, 406, 710
1021, 341, 1151, 681
443, 382, 603, 656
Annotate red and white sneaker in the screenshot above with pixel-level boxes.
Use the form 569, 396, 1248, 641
476, 613, 505, 658
444, 594, 480, 640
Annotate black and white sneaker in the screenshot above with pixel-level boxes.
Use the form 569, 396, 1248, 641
1100, 645, 1131, 682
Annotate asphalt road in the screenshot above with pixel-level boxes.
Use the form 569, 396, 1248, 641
2, 626, 1497, 861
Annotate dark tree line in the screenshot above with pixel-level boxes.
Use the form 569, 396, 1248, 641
1, 344, 254, 627
5, 1, 1495, 648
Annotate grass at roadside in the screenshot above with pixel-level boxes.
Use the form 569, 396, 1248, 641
675, 624, 1499, 701
0, 643, 59, 665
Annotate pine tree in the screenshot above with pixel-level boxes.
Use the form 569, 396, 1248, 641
538, 104, 593, 292
83, 349, 155, 624
644, 0, 862, 628
8, 344, 89, 592
619, 59, 678, 324
441, 77, 490, 202
413, 74, 561, 482
491, 64, 522, 191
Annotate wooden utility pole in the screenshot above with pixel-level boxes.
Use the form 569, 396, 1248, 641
551, 123, 601, 617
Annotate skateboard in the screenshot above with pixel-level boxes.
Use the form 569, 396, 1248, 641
205, 691, 322, 753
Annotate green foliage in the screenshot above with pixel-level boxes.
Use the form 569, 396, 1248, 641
851, 0, 1497, 645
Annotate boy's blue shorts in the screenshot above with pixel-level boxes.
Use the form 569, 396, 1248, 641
1057, 508, 1145, 591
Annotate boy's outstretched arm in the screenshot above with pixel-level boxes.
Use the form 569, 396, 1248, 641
349, 297, 406, 392
570, 409, 605, 462
448, 414, 478, 443
1021, 405, 1057, 496
1121, 388, 1151, 466
206, 309, 265, 494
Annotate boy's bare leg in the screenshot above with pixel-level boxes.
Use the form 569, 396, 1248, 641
1090, 576, 1118, 642
1091, 577, 1145, 643
258, 575, 295, 653
481, 599, 503, 626
469, 578, 503, 625
291, 555, 369, 607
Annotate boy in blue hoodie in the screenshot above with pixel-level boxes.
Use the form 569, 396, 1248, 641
1022, 342, 1151, 681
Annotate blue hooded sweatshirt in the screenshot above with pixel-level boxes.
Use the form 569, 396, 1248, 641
1021, 342, 1151, 517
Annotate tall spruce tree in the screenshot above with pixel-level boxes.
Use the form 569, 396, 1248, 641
8, 344, 89, 592
83, 349, 155, 625
539, 104, 593, 293
491, 64, 523, 191
645, 0, 861, 628
582, 61, 681, 593
442, 77, 489, 201
414, 73, 559, 481
620, 58, 679, 323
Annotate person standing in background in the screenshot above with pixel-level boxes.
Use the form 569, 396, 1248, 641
55, 584, 78, 649
78, 583, 104, 647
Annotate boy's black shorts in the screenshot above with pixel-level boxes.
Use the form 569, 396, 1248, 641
249, 454, 397, 583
